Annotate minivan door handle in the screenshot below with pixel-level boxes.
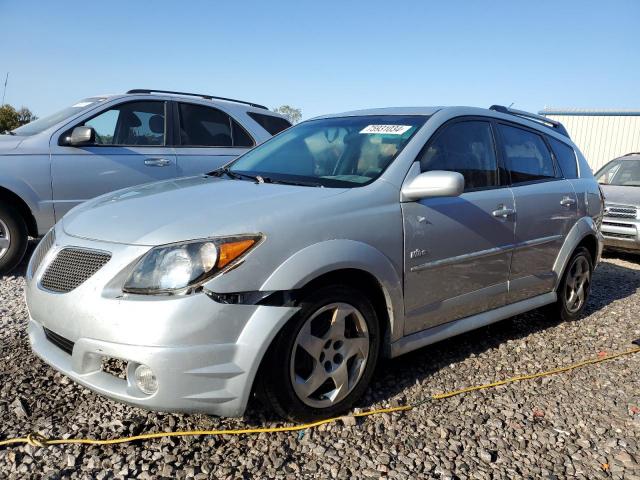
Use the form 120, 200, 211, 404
144, 158, 172, 167
560, 196, 577, 207
492, 205, 515, 218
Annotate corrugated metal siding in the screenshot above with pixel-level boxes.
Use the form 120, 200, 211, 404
544, 114, 640, 172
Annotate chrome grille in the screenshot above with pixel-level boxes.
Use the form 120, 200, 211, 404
604, 204, 638, 219
602, 221, 634, 228
603, 231, 636, 239
29, 229, 56, 276
40, 248, 111, 293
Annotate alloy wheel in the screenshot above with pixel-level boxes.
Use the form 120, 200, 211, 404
290, 302, 370, 408
564, 255, 591, 313
0, 218, 10, 260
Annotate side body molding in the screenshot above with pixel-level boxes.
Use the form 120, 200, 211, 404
260, 239, 405, 344
552, 216, 603, 289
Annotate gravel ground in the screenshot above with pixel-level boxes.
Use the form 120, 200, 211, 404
1, 246, 640, 479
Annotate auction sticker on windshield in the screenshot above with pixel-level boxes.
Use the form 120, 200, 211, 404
71, 101, 95, 108
360, 125, 412, 135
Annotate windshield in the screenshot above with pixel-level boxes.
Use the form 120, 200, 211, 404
596, 159, 640, 186
11, 97, 108, 136
229, 115, 427, 187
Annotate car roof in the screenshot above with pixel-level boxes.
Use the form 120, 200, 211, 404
615, 153, 640, 161
310, 106, 573, 142
96, 91, 284, 117
311, 106, 443, 119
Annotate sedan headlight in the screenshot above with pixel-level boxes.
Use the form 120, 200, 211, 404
123, 235, 262, 295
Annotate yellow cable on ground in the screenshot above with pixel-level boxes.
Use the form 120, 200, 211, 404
1, 345, 639, 449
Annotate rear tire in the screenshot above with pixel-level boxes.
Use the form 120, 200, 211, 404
0, 204, 28, 275
546, 246, 593, 322
260, 285, 380, 422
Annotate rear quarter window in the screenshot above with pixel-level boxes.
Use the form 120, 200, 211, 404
248, 112, 292, 135
548, 136, 579, 179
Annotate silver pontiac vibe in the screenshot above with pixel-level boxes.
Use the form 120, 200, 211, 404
26, 106, 604, 421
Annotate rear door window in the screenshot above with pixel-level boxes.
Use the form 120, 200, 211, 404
498, 124, 556, 184
419, 120, 498, 191
178, 103, 254, 148
548, 136, 578, 179
247, 112, 292, 135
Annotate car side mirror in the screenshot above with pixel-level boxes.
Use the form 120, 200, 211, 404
68, 126, 95, 146
401, 170, 465, 201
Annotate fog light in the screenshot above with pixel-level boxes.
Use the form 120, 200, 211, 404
134, 364, 158, 395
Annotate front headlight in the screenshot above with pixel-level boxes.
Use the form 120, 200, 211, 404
123, 234, 262, 295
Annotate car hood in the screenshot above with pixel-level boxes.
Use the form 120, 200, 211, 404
0, 134, 25, 151
600, 184, 640, 206
62, 176, 349, 245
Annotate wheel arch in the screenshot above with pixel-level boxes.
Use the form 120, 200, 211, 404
553, 217, 602, 290
260, 239, 405, 348
0, 185, 38, 237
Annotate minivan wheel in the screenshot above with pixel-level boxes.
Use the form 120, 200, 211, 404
547, 246, 593, 322
261, 285, 380, 422
0, 204, 28, 274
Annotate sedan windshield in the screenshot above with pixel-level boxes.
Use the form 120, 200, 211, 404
11, 97, 108, 136
228, 115, 427, 187
596, 159, 640, 186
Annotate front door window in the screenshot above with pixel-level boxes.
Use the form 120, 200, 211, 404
84, 101, 165, 146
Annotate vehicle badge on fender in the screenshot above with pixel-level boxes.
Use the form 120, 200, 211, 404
410, 248, 428, 259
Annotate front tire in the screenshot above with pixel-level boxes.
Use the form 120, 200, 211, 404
547, 246, 593, 322
261, 285, 381, 422
0, 204, 28, 274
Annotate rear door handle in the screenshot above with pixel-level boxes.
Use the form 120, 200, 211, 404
144, 158, 172, 167
560, 196, 577, 207
492, 206, 515, 218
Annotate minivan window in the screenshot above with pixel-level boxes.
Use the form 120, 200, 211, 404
84, 101, 165, 146
229, 115, 426, 187
419, 120, 498, 191
11, 97, 107, 136
548, 137, 578, 179
178, 103, 254, 148
247, 112, 292, 135
498, 124, 555, 184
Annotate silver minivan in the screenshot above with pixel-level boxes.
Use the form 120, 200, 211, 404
26, 105, 603, 421
0, 89, 291, 273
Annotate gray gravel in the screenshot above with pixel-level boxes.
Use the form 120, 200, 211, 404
1, 246, 640, 479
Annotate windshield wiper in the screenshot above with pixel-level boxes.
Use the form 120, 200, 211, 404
3, 130, 16, 136
209, 167, 322, 187
208, 167, 263, 183
260, 177, 323, 188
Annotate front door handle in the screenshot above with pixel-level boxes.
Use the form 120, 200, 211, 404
560, 196, 577, 207
492, 205, 515, 218
144, 158, 172, 167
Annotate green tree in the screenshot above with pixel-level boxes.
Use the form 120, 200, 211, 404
0, 105, 37, 133
272, 105, 302, 124
16, 107, 36, 125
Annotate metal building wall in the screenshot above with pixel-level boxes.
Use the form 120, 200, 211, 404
540, 110, 640, 173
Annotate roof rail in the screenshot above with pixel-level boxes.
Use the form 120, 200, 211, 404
126, 89, 268, 110
489, 105, 570, 138
623, 152, 640, 157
